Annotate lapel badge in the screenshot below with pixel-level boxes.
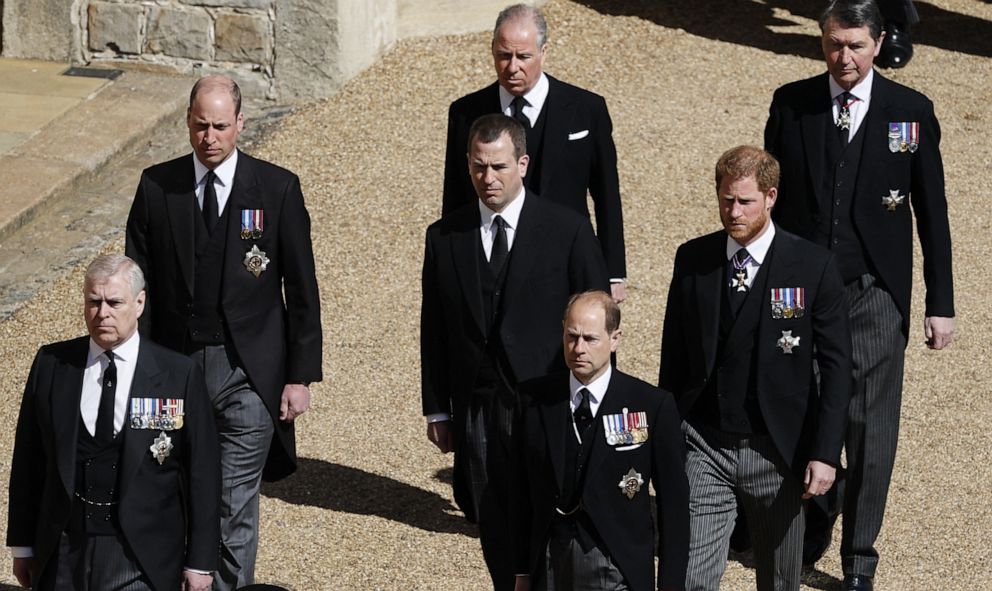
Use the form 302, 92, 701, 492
888, 122, 919, 154
777, 330, 801, 354
243, 244, 270, 277
240, 209, 264, 240
882, 190, 906, 211
618, 468, 644, 499
150, 431, 173, 465
770, 288, 805, 319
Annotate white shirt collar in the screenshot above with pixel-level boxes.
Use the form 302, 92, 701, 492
569, 364, 612, 418
88, 329, 140, 364
498, 73, 550, 122
828, 68, 874, 103
192, 149, 238, 188
478, 186, 526, 231
726, 222, 776, 264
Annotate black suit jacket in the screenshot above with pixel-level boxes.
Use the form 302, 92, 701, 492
442, 75, 627, 278
659, 228, 852, 473
512, 371, 689, 591
765, 71, 954, 335
125, 151, 322, 481
6, 337, 219, 591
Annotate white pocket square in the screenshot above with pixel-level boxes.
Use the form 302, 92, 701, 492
568, 130, 589, 140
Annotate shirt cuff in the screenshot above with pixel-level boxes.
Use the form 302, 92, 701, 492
609, 277, 625, 284
425, 413, 451, 423
10, 546, 33, 558
184, 567, 212, 575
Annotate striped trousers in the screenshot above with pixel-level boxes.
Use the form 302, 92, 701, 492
683, 421, 804, 591
840, 274, 906, 577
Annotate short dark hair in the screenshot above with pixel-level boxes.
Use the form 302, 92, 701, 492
715, 145, 780, 194
189, 75, 243, 116
564, 290, 621, 333
494, 3, 548, 47
820, 0, 884, 41
467, 114, 527, 159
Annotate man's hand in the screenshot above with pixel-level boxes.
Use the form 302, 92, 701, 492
280, 383, 311, 422
513, 574, 531, 591
610, 282, 627, 304
802, 460, 837, 499
924, 316, 955, 350
181, 570, 213, 591
12, 557, 33, 588
427, 420, 454, 453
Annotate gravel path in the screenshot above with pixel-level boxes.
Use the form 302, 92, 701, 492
1, 1, 990, 589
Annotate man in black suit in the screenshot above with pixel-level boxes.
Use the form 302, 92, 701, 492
7, 254, 219, 591
765, 2, 954, 588
659, 146, 852, 591
512, 290, 689, 591
442, 3, 627, 302
422, 114, 609, 590
125, 75, 322, 590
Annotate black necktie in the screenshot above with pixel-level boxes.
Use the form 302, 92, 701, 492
729, 248, 752, 316
96, 351, 117, 444
574, 388, 594, 443
202, 170, 218, 235
836, 91, 853, 147
490, 215, 508, 273
511, 96, 530, 128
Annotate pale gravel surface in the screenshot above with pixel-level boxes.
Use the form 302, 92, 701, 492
1, 1, 991, 589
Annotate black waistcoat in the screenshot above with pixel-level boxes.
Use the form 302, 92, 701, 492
474, 241, 516, 397
816, 116, 871, 283
188, 201, 231, 347
72, 416, 125, 535
560, 411, 596, 512
692, 255, 771, 434
522, 105, 549, 195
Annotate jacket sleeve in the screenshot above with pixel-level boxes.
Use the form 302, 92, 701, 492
587, 95, 627, 279
6, 348, 48, 548
125, 172, 154, 336
442, 101, 470, 218
653, 390, 690, 589
182, 362, 221, 571
277, 174, 323, 384
420, 227, 450, 416
659, 246, 687, 395
568, 217, 611, 295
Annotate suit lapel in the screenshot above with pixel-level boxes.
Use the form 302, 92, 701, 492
119, 341, 166, 500
799, 73, 832, 211
538, 76, 575, 194
695, 235, 724, 377
55, 340, 88, 497
164, 156, 198, 296
222, 151, 262, 301
758, 234, 799, 372
584, 372, 627, 483
538, 374, 572, 493
500, 195, 541, 309
855, 72, 890, 202
449, 208, 486, 335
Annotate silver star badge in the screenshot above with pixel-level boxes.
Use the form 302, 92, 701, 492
243, 245, 270, 277
618, 468, 644, 499
882, 190, 906, 211
150, 431, 173, 465
837, 108, 851, 131
732, 269, 748, 292
777, 330, 801, 354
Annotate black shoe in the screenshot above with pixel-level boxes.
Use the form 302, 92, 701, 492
843, 574, 874, 591
878, 21, 913, 68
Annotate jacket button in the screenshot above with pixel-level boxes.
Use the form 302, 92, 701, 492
104, 515, 111, 521
86, 513, 93, 519
192, 330, 199, 336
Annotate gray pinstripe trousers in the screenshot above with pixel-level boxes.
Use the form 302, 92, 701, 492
840, 275, 906, 577
683, 421, 804, 591
51, 532, 153, 591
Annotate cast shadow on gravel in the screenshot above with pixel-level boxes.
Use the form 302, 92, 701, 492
578, 0, 992, 59
726, 551, 842, 590
261, 458, 478, 537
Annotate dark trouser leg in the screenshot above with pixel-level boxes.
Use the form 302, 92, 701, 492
53, 532, 154, 591
840, 278, 906, 577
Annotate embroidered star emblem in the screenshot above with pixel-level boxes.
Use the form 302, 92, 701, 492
618, 468, 644, 500
882, 190, 906, 211
777, 330, 801, 354
150, 432, 173, 465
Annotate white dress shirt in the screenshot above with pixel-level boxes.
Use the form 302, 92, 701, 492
193, 149, 238, 216
726, 223, 776, 291
478, 187, 526, 261
569, 364, 613, 441
829, 69, 874, 143
498, 73, 550, 128
81, 331, 140, 437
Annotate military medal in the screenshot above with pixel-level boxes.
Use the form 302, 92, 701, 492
888, 122, 919, 154
770, 288, 805, 319
243, 244, 270, 277
241, 209, 264, 240
777, 330, 800, 354
603, 408, 649, 447
882, 189, 905, 211
150, 432, 173, 465
618, 468, 644, 499
731, 250, 752, 292
131, 398, 184, 430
